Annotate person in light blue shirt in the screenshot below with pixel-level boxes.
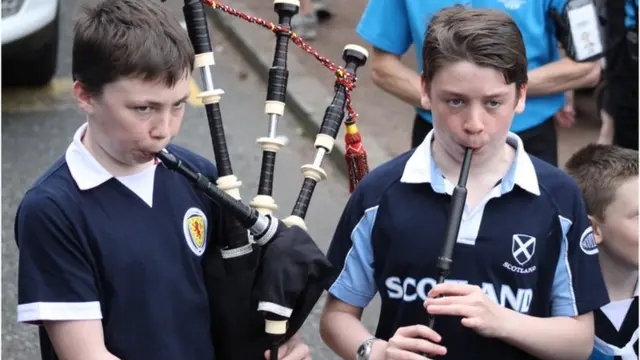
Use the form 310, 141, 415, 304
625, 0, 638, 28
356, 0, 602, 166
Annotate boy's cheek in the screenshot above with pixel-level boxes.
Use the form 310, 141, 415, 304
600, 221, 639, 266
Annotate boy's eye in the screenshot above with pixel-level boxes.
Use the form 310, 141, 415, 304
487, 100, 502, 108
447, 99, 464, 107
173, 102, 186, 109
135, 106, 152, 113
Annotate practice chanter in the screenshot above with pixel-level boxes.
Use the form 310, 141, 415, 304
421, 148, 473, 358
428, 148, 473, 327
165, 0, 371, 358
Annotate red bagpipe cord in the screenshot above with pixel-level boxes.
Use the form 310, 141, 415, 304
203, 0, 369, 193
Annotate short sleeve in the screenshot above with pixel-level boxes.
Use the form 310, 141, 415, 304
326, 186, 378, 308
15, 191, 101, 324
356, 0, 412, 56
551, 188, 609, 317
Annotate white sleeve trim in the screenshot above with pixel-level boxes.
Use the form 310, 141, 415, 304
17, 301, 103, 323
257, 301, 293, 318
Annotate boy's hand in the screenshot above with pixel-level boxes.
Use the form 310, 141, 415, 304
424, 283, 507, 339
264, 332, 311, 360
376, 325, 447, 359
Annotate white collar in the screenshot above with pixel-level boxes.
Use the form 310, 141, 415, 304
65, 122, 115, 190
400, 130, 540, 196
65, 123, 156, 206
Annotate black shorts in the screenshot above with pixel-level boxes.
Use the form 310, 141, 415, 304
612, 100, 639, 150
411, 116, 558, 166
600, 60, 638, 151
600, 0, 639, 150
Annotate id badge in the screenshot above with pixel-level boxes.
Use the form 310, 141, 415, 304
567, 0, 603, 61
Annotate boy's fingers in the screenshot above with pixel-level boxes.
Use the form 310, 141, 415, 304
395, 324, 442, 342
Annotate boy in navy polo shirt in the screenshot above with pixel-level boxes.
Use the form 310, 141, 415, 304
565, 144, 638, 359
13, 1, 310, 359
319, 6, 608, 360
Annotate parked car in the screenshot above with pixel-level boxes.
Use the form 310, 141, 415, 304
2, 0, 60, 86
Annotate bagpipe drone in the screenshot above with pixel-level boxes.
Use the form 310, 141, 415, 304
157, 0, 369, 358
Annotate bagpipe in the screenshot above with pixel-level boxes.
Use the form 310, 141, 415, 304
157, 0, 369, 358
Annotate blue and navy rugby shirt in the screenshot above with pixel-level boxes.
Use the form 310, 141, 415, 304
327, 130, 609, 359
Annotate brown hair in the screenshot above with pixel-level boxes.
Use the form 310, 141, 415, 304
422, 5, 528, 93
565, 144, 639, 220
72, 0, 194, 95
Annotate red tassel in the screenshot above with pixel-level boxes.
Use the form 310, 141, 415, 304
344, 126, 369, 193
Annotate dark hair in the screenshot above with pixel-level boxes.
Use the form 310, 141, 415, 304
422, 6, 528, 92
565, 144, 639, 220
72, 0, 195, 95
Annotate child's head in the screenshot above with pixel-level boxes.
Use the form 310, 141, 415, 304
71, 0, 194, 166
420, 6, 528, 163
566, 144, 639, 270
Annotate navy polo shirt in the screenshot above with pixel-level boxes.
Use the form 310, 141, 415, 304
356, 0, 567, 132
15, 123, 220, 360
327, 130, 609, 359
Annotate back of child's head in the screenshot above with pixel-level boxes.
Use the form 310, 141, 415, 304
565, 144, 638, 221
72, 0, 194, 96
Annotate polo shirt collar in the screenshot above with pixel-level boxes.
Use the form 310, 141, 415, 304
65, 122, 115, 190
65, 123, 159, 207
400, 130, 540, 196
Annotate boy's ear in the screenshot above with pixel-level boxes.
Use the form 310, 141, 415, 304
515, 84, 527, 114
588, 214, 603, 245
420, 76, 431, 110
72, 81, 96, 115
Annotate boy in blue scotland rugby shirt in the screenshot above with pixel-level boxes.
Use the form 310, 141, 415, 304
319, 7, 609, 360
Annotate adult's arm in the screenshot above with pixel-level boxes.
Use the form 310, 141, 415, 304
527, 57, 601, 96
370, 48, 427, 109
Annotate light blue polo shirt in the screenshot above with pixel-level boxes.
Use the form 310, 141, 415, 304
626, 0, 638, 28
356, 0, 567, 133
